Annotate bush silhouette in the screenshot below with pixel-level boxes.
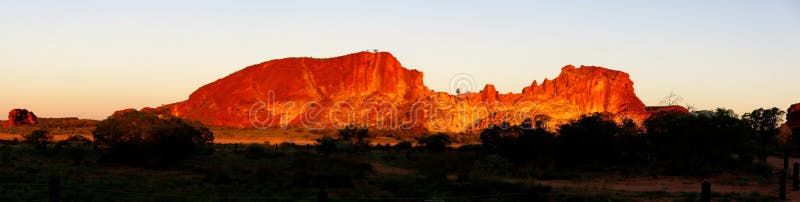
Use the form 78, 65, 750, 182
56, 135, 93, 164
743, 107, 786, 145
394, 141, 412, 150
315, 136, 338, 156
480, 120, 556, 162
24, 129, 52, 152
472, 109, 764, 176
417, 133, 451, 152
645, 108, 758, 175
93, 110, 214, 165
557, 113, 620, 164
55, 135, 92, 149
338, 125, 369, 144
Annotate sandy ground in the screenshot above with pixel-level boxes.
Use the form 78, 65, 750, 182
535, 176, 773, 195
212, 137, 317, 145
529, 156, 800, 200
0, 133, 91, 141
362, 154, 800, 200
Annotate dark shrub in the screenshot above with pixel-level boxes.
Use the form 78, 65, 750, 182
645, 108, 758, 175
279, 142, 296, 151
338, 125, 369, 144
56, 135, 93, 164
24, 129, 51, 152
556, 113, 619, 164
743, 107, 786, 146
480, 120, 556, 162
517, 127, 556, 162
417, 133, 451, 152
92, 110, 214, 165
394, 141, 412, 150
315, 136, 338, 156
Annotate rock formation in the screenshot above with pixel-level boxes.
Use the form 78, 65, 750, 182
4, 109, 38, 126
787, 103, 800, 129
111, 108, 138, 117
646, 105, 691, 116
152, 51, 650, 132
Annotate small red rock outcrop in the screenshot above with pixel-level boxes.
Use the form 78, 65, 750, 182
4, 109, 38, 126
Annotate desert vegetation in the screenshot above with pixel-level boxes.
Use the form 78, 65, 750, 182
0, 107, 794, 201
92, 110, 214, 165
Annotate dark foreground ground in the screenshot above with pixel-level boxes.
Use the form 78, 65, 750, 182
0, 119, 792, 201
0, 140, 790, 202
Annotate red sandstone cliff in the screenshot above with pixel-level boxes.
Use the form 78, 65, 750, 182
159, 52, 429, 128
154, 52, 649, 131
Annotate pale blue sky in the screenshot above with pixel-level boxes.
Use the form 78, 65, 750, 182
1, 0, 798, 119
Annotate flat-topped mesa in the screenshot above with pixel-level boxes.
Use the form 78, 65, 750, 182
151, 52, 649, 132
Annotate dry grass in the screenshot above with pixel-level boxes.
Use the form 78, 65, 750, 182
210, 126, 325, 145
0, 119, 470, 146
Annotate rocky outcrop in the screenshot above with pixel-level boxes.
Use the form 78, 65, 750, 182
158, 52, 429, 128
519, 65, 649, 123
111, 108, 138, 117
787, 103, 800, 129
646, 105, 691, 116
4, 109, 38, 126
154, 51, 650, 132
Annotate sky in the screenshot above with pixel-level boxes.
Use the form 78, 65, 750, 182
1, 0, 799, 120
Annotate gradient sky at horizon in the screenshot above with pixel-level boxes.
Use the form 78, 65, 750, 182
1, 0, 799, 119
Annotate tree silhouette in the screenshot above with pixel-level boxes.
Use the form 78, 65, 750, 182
660, 92, 684, 106
557, 113, 619, 164
25, 129, 52, 152
743, 107, 786, 143
93, 110, 214, 165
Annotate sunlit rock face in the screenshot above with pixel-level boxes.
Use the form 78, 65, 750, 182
158, 52, 430, 128
787, 103, 800, 129
153, 52, 649, 132
518, 65, 649, 125
4, 109, 38, 126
